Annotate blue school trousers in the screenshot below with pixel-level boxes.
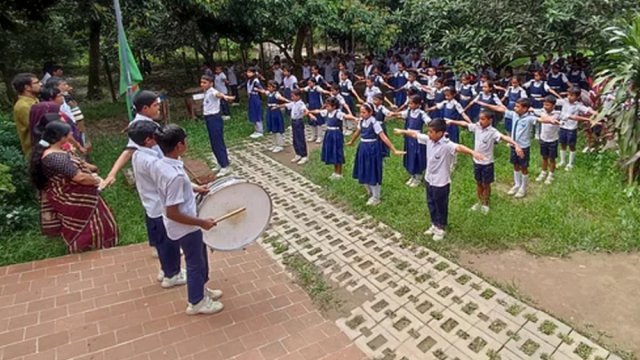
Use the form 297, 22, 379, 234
178, 230, 209, 305
292, 118, 307, 157
426, 183, 450, 229
145, 215, 181, 278
205, 113, 230, 168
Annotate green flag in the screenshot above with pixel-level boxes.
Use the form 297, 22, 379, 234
114, 0, 143, 121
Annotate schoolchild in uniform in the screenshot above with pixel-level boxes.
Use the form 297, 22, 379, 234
501, 77, 529, 132
201, 75, 236, 177
152, 124, 224, 315
301, 77, 324, 143
128, 120, 185, 288
446, 111, 523, 213
317, 83, 354, 116
301, 59, 312, 82
523, 70, 562, 139
309, 97, 348, 179
347, 103, 404, 206
276, 89, 317, 165
246, 67, 265, 139
311, 64, 327, 88
338, 71, 363, 134
371, 93, 393, 159
427, 78, 446, 119
426, 88, 472, 144
547, 63, 571, 95
421, 67, 438, 107
213, 65, 231, 119
395, 120, 484, 241
226, 62, 240, 105
456, 74, 477, 119
272, 62, 284, 85
282, 65, 298, 100
265, 81, 286, 153
388, 95, 431, 187
556, 88, 598, 171
532, 95, 562, 184
392, 62, 410, 107
466, 80, 503, 124
355, 55, 375, 83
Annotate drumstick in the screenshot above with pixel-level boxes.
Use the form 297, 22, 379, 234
214, 207, 246, 223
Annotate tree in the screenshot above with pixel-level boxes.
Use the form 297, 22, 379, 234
595, 16, 640, 184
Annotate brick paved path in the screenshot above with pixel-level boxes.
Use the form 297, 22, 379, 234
0, 243, 365, 360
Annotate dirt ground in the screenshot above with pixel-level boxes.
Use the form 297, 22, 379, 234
459, 250, 640, 357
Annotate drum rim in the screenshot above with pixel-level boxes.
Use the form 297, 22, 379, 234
198, 178, 272, 252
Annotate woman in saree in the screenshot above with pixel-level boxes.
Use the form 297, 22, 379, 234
30, 121, 118, 252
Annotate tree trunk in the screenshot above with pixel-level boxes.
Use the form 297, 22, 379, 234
293, 26, 307, 64
259, 42, 266, 72
102, 54, 116, 103
0, 62, 15, 106
305, 27, 314, 58
87, 19, 102, 100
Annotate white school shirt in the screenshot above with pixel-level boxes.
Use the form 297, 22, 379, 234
473, 92, 504, 107
557, 99, 591, 131
424, 76, 438, 99
302, 66, 311, 79
285, 100, 308, 119
203, 87, 221, 115
523, 80, 552, 94
403, 80, 422, 91
505, 110, 537, 148
373, 104, 392, 121
126, 114, 161, 153
283, 75, 298, 91
548, 72, 569, 86
339, 79, 354, 95
363, 64, 373, 78
324, 64, 334, 83
467, 123, 501, 165
506, 86, 528, 100
132, 146, 164, 218
399, 109, 431, 127
318, 109, 346, 122
227, 66, 238, 85
358, 116, 383, 134
273, 68, 283, 84
333, 94, 347, 108
364, 86, 382, 104
435, 99, 465, 120
346, 60, 355, 73
388, 62, 398, 74
532, 108, 561, 142
417, 134, 458, 187
152, 157, 199, 241
411, 60, 421, 69
214, 72, 228, 94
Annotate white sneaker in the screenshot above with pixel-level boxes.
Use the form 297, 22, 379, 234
306, 137, 316, 142
217, 167, 232, 177
544, 175, 554, 185
423, 225, 436, 236
254, 132, 263, 138
432, 228, 445, 241
470, 203, 481, 211
480, 205, 490, 214
536, 173, 546, 182
161, 270, 187, 289
315, 137, 322, 144
408, 178, 421, 188
565, 165, 573, 171
151, 247, 158, 258
514, 189, 526, 198
344, 130, 353, 136
507, 185, 520, 195
272, 146, 283, 153
291, 155, 301, 163
329, 173, 343, 180
405, 177, 413, 185
557, 161, 565, 168
185, 296, 224, 315
366, 197, 381, 206
269, 145, 276, 151
231, 103, 240, 107
206, 288, 223, 301
156, 270, 164, 282
249, 132, 259, 138
222, 116, 231, 121
297, 157, 308, 165
582, 146, 590, 154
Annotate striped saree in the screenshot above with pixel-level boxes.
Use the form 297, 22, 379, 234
40, 152, 118, 253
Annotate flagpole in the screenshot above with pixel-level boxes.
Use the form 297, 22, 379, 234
114, 0, 134, 120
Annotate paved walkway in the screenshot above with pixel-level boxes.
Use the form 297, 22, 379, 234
231, 139, 618, 360
0, 243, 364, 360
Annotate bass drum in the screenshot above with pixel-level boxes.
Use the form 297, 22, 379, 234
197, 176, 272, 251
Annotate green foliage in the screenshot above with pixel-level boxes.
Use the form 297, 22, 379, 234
595, 15, 640, 182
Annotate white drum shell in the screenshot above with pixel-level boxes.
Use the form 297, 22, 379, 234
197, 177, 272, 251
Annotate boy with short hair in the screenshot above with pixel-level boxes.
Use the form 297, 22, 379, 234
276, 89, 317, 165
533, 96, 562, 184
395, 120, 485, 241
557, 88, 597, 171
213, 65, 231, 119
153, 124, 224, 315
201, 75, 236, 177
128, 120, 184, 289
446, 111, 523, 213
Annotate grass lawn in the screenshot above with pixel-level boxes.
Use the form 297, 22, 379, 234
0, 98, 256, 266
302, 118, 640, 256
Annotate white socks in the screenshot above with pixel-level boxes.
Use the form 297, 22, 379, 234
521, 175, 529, 191
371, 185, 381, 200
276, 133, 284, 146
568, 151, 576, 167
255, 121, 264, 133
559, 150, 566, 165
514, 171, 522, 188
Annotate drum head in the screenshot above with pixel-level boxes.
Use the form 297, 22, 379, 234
198, 178, 272, 251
